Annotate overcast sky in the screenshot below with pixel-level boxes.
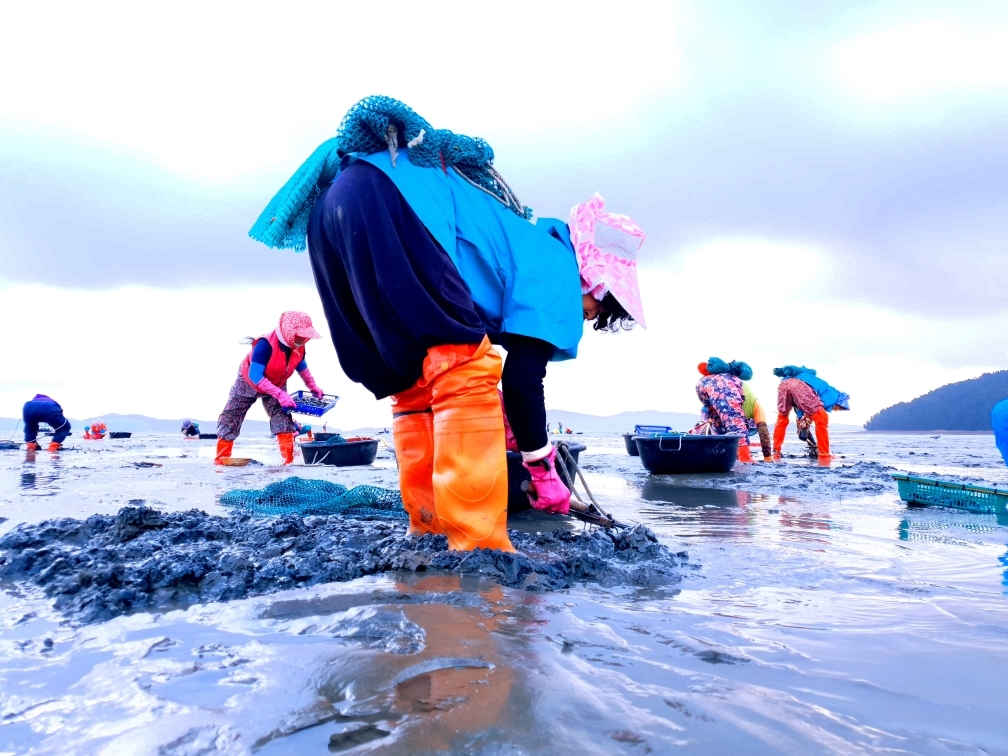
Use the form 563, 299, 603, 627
2, 0, 1007, 429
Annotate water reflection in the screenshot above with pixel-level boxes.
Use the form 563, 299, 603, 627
257, 574, 527, 755
20, 456, 63, 495
640, 480, 746, 508
637, 480, 833, 543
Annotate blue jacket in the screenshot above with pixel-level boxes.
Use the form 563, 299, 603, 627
774, 365, 850, 411
992, 400, 1008, 466
357, 149, 583, 360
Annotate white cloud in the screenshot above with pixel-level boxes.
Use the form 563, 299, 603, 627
0, 0, 683, 181
0, 282, 390, 430
1, 236, 1003, 430
543, 239, 1006, 426
831, 20, 1008, 103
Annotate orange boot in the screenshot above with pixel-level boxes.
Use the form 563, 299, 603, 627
214, 438, 234, 465
772, 413, 789, 460
47, 442, 61, 452
737, 438, 754, 463
391, 383, 441, 536
426, 337, 513, 553
811, 408, 831, 464
277, 432, 295, 465
25, 441, 41, 451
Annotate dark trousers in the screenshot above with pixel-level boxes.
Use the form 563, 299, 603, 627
306, 160, 486, 400
23, 401, 71, 444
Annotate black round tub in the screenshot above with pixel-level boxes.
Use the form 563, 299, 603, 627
302, 437, 379, 466
622, 433, 640, 456
634, 434, 741, 474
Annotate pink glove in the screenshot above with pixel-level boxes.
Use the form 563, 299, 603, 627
256, 378, 297, 409
522, 446, 571, 515
299, 367, 324, 399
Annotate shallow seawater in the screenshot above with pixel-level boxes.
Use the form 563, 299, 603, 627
1, 431, 1007, 754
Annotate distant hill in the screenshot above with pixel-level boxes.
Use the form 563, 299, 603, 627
0, 413, 271, 435
545, 409, 862, 434
546, 409, 700, 433
865, 370, 1008, 431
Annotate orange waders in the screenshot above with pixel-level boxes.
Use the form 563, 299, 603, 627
391, 337, 513, 552
810, 408, 831, 463
737, 439, 754, 463
773, 409, 831, 462
772, 413, 789, 460
214, 439, 234, 465
277, 432, 295, 465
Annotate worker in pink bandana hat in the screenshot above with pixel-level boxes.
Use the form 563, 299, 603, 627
215, 311, 326, 466
516, 194, 648, 514
568, 193, 648, 329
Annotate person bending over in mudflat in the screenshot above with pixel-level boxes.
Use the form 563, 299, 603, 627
248, 97, 647, 553
691, 358, 763, 463
23, 394, 71, 452
773, 365, 850, 464
215, 311, 326, 466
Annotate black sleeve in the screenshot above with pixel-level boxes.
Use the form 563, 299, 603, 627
501, 334, 553, 453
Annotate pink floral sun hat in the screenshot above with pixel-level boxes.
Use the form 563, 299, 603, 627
568, 193, 647, 328
277, 311, 321, 345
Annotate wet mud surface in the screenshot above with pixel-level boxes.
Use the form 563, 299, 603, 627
0, 506, 686, 623
2, 432, 1008, 753
659, 459, 902, 496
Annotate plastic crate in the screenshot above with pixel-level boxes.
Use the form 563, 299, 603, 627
290, 391, 339, 417
892, 473, 1008, 515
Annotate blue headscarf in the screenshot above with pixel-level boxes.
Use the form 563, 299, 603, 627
707, 357, 753, 381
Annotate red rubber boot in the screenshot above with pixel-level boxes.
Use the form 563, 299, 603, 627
277, 433, 295, 465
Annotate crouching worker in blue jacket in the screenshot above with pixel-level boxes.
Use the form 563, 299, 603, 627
249, 97, 648, 553
23, 394, 71, 451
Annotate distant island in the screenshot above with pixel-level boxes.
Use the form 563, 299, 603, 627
865, 370, 1008, 431
546, 409, 699, 433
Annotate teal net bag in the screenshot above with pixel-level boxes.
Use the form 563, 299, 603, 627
219, 477, 406, 521
249, 95, 531, 251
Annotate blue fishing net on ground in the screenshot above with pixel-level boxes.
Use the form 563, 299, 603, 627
249, 95, 532, 252
219, 477, 406, 521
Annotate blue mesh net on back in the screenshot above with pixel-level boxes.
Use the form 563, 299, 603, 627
219, 477, 406, 521
250, 95, 532, 251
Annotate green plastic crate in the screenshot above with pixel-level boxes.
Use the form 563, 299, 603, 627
892, 473, 1008, 515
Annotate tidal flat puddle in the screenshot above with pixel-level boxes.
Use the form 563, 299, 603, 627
1, 432, 1008, 753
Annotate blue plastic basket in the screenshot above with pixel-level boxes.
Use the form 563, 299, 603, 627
290, 391, 339, 417
634, 425, 674, 435
892, 473, 1008, 515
